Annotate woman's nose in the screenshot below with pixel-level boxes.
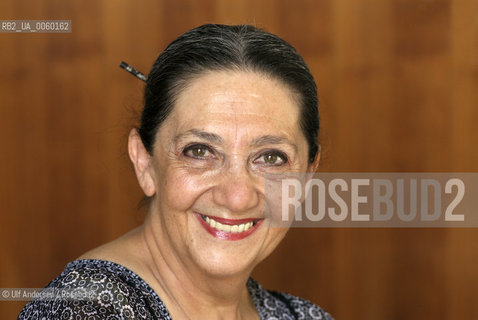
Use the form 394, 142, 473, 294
212, 159, 260, 213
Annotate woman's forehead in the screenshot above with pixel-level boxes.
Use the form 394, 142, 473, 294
169, 70, 301, 132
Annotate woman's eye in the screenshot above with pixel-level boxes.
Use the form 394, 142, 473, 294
264, 153, 278, 164
258, 151, 287, 166
184, 145, 213, 159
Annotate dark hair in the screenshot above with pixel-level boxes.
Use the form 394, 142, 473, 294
140, 24, 319, 163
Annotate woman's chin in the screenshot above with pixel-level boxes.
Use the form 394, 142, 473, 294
182, 218, 287, 279
187, 237, 264, 278
194, 253, 259, 279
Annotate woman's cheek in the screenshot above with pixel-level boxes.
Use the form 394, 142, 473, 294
162, 169, 214, 211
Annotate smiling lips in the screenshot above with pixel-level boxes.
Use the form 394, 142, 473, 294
195, 213, 263, 241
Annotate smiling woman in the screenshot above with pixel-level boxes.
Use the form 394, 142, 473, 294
18, 24, 332, 320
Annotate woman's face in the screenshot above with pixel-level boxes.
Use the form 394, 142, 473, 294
141, 70, 315, 277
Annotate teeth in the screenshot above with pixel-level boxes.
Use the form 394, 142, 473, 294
205, 216, 216, 228
203, 216, 255, 233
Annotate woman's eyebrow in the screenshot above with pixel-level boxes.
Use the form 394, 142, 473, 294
173, 130, 297, 151
250, 135, 298, 152
173, 129, 224, 145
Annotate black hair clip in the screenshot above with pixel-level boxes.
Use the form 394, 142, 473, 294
119, 61, 148, 82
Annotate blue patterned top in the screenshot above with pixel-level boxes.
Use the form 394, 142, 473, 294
18, 259, 333, 319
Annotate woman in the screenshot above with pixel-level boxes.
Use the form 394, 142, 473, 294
19, 24, 332, 320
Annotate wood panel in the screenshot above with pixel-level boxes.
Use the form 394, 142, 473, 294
1, 0, 477, 319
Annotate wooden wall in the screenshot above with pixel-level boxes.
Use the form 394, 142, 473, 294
1, 0, 477, 318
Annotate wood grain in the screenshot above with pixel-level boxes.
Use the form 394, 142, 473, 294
1, 0, 477, 318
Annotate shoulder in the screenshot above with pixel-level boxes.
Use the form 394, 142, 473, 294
18, 259, 171, 320
247, 278, 334, 320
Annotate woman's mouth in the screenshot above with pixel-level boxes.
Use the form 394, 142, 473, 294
195, 213, 263, 241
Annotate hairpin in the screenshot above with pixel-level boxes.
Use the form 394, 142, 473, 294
119, 61, 148, 82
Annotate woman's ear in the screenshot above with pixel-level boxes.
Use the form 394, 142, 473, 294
308, 145, 321, 173
128, 128, 156, 197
